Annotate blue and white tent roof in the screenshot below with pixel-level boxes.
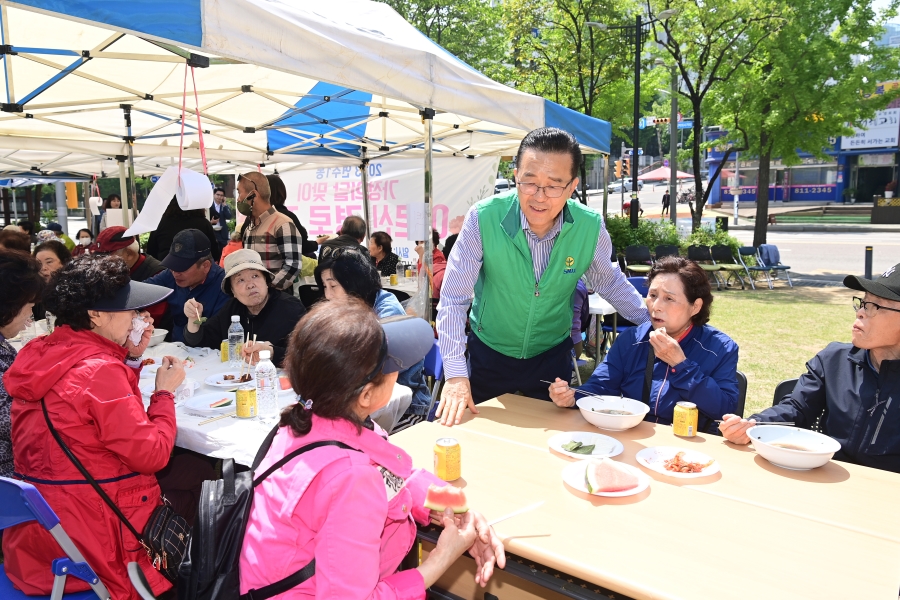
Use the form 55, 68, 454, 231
0, 0, 611, 177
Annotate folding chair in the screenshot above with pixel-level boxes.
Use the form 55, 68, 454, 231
770, 377, 824, 432
710, 245, 746, 289
424, 341, 444, 422
757, 244, 793, 288
623, 245, 653, 276
0, 477, 110, 600
735, 370, 748, 418
654, 245, 680, 260
686, 245, 724, 289
736, 247, 772, 290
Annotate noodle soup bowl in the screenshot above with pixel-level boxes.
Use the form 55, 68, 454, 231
576, 396, 649, 431
747, 425, 841, 470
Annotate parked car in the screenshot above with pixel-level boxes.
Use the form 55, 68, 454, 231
495, 178, 513, 194
607, 178, 644, 193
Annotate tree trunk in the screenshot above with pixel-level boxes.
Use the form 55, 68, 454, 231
690, 106, 704, 232
753, 135, 771, 247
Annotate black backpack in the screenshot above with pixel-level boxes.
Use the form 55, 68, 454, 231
177, 424, 358, 600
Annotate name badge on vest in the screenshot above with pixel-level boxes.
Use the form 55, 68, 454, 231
563, 256, 577, 275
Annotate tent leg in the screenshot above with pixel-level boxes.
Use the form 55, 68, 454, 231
603, 155, 609, 218
55, 182, 68, 233
117, 159, 131, 227
423, 108, 434, 321
12, 187, 17, 224
361, 147, 371, 238
579, 157, 587, 206
124, 105, 139, 224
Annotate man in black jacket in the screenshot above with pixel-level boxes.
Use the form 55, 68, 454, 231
720, 263, 900, 473
318, 215, 370, 260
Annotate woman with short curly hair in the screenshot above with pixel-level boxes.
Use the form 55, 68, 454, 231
2, 254, 187, 599
0, 250, 43, 478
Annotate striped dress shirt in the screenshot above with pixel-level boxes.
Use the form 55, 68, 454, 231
436, 204, 649, 379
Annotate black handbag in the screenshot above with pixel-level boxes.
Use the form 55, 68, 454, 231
41, 399, 189, 582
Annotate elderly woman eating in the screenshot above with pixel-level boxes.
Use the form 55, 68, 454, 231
183, 248, 306, 366
549, 256, 740, 433
2, 254, 185, 599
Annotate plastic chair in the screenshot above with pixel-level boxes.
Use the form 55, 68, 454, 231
710, 245, 746, 289
626, 276, 649, 297
297, 284, 325, 308
623, 245, 653, 275
735, 370, 748, 418
686, 245, 723, 289
0, 477, 109, 600
736, 247, 772, 290
772, 378, 799, 406
654, 245, 679, 260
757, 244, 793, 288
424, 341, 444, 421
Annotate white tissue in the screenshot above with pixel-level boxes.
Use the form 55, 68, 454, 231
130, 316, 149, 346
123, 166, 213, 236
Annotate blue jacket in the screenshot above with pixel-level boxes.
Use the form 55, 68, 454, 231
752, 343, 900, 473
144, 263, 229, 343
374, 290, 430, 416
580, 321, 739, 432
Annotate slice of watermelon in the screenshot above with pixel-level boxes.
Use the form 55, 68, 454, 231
210, 398, 233, 408
585, 458, 638, 494
279, 376, 292, 391
423, 483, 469, 514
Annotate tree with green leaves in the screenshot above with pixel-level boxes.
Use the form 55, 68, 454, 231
649, 0, 787, 231
708, 0, 900, 245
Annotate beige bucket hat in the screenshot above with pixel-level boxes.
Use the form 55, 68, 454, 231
222, 248, 272, 295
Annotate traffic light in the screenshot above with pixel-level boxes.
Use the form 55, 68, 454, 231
614, 160, 623, 179
656, 117, 671, 125
623, 157, 631, 176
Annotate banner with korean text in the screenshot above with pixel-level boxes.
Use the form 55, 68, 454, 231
280, 157, 500, 260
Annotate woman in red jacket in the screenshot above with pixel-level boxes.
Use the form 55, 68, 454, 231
3, 254, 185, 599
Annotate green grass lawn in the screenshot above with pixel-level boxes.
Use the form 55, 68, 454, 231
580, 284, 854, 417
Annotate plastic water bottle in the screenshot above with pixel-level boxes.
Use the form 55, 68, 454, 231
255, 350, 278, 424
227, 316, 243, 368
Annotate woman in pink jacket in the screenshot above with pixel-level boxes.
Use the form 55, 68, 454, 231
240, 299, 505, 598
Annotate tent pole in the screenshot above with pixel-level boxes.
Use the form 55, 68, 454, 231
54, 182, 68, 233
603, 155, 609, 218
12, 187, 17, 224
423, 108, 434, 320
123, 105, 139, 223
360, 147, 371, 238
580, 157, 587, 206
117, 158, 131, 227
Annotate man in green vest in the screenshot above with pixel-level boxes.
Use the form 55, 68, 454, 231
435, 127, 649, 426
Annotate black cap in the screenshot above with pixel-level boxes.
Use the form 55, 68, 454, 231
91, 281, 174, 312
161, 229, 212, 272
844, 263, 900, 303
46, 222, 62, 232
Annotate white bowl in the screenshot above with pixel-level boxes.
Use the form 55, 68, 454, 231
747, 425, 841, 470
576, 396, 649, 431
148, 329, 168, 347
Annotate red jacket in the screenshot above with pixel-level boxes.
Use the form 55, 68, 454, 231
2, 326, 176, 599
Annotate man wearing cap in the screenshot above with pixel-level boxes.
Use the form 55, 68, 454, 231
720, 263, 900, 474
144, 229, 229, 343
182, 249, 306, 366
45, 222, 75, 251
435, 127, 649, 426
95, 226, 166, 282
236, 172, 302, 292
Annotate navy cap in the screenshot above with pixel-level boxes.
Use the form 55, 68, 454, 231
46, 222, 62, 232
161, 229, 212, 272
91, 281, 173, 312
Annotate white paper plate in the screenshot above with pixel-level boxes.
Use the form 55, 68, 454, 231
562, 459, 650, 497
205, 371, 254, 388
182, 392, 237, 416
140, 362, 162, 377
635, 446, 720, 479
139, 378, 199, 398
548, 432, 623, 460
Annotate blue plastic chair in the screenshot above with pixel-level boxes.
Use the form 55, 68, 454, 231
0, 477, 109, 600
424, 341, 444, 422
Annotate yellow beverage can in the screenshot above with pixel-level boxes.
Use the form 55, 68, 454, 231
220, 340, 229, 362
434, 438, 461, 481
236, 387, 257, 419
389, 274, 398, 286
405, 268, 412, 278
673, 401, 699, 437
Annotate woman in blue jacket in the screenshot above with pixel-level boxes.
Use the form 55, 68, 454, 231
550, 256, 739, 433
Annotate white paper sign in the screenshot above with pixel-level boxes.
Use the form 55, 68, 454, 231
280, 157, 499, 260
842, 108, 900, 150
406, 202, 426, 241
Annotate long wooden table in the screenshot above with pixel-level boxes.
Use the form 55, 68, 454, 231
390, 395, 900, 600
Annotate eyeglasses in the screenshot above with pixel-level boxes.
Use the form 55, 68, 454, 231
516, 178, 574, 199
852, 296, 900, 316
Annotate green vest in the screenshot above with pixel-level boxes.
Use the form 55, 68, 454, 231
470, 191, 601, 359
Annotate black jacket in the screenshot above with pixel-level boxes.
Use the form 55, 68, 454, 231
131, 253, 166, 282
182, 289, 306, 366
319, 235, 369, 260
752, 343, 900, 473
146, 213, 222, 263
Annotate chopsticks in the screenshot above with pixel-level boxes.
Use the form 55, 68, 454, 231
538, 381, 598, 397
488, 501, 544, 527
198, 412, 236, 426
715, 420, 795, 426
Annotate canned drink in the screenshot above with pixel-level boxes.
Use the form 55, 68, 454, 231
405, 268, 412, 278
434, 438, 461, 481
220, 340, 229, 362
389, 274, 398, 286
235, 386, 257, 419
673, 401, 699, 437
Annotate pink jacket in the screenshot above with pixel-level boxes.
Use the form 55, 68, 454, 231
240, 415, 443, 599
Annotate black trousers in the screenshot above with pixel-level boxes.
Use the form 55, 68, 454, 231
468, 333, 574, 403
